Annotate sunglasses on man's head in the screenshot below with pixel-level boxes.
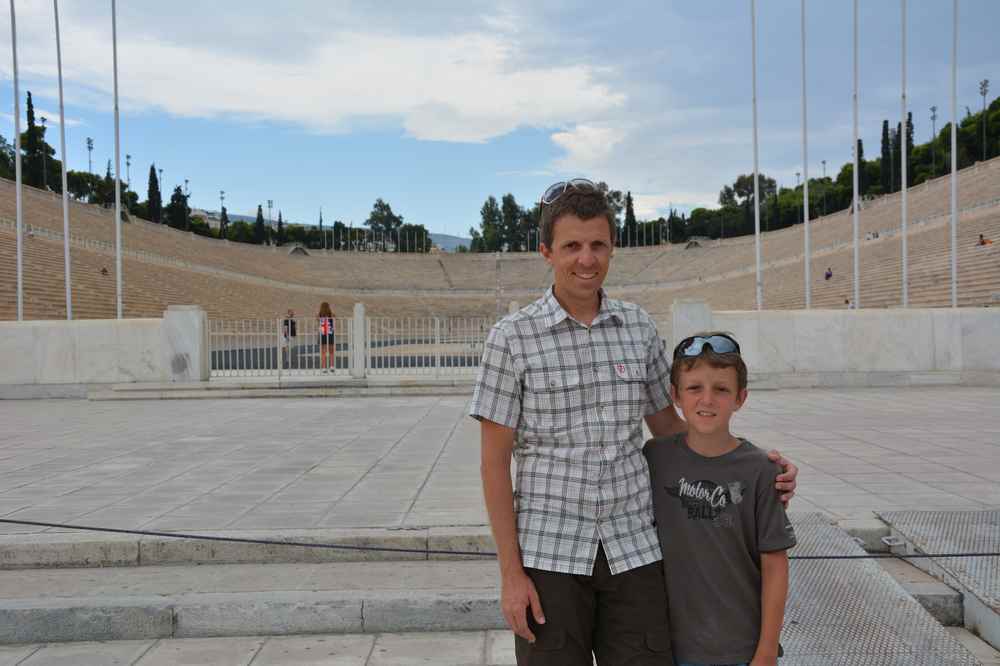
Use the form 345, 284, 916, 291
673, 334, 741, 359
540, 178, 598, 206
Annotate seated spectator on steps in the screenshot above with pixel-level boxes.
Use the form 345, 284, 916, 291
824, 267, 833, 281
979, 234, 993, 246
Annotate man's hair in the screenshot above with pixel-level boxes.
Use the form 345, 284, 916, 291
539, 188, 616, 249
670, 332, 748, 390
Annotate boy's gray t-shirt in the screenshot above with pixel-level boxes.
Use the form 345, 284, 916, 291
643, 434, 796, 664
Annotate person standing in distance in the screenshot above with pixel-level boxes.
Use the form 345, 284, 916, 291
470, 179, 798, 665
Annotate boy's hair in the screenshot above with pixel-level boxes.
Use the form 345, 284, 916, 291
539, 188, 616, 249
670, 331, 748, 390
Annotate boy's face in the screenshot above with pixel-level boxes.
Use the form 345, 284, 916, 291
670, 360, 748, 437
540, 214, 613, 305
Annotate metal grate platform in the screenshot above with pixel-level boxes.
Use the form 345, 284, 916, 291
782, 513, 980, 665
878, 510, 999, 614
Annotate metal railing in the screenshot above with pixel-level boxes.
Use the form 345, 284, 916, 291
209, 317, 351, 378
365, 317, 488, 376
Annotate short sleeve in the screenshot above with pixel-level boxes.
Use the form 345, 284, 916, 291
469, 324, 522, 429
643, 323, 672, 416
756, 461, 797, 553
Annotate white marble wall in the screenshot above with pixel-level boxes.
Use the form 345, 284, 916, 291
0, 319, 167, 386
161, 305, 210, 382
671, 301, 1000, 381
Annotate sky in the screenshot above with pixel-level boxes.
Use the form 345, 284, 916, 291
0, 1, 996, 238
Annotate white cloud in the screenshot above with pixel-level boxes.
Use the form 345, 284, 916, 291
0, 5, 623, 144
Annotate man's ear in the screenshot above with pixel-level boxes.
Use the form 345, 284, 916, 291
539, 242, 552, 262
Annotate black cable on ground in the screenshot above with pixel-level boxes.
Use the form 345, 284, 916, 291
1, 518, 998, 561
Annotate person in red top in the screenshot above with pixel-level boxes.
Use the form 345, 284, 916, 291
317, 302, 335, 372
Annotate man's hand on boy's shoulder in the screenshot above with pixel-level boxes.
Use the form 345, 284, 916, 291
766, 450, 798, 505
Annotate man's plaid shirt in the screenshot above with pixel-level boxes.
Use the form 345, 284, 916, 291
470, 287, 672, 576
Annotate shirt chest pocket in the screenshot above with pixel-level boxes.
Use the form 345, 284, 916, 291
523, 368, 582, 431
600, 360, 648, 421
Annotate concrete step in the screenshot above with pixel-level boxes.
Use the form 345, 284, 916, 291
0, 526, 495, 569
0, 629, 521, 665
0, 560, 503, 644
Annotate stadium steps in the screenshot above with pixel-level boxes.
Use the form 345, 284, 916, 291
0, 513, 989, 663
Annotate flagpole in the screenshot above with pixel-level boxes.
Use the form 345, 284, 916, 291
801, 0, 811, 309
900, 0, 909, 307
751, 0, 762, 310
852, 0, 860, 308
112, 0, 123, 318
9, 0, 23, 320
54, 0, 72, 319
949, 0, 958, 307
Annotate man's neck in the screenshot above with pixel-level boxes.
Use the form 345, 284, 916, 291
685, 429, 740, 458
552, 286, 600, 326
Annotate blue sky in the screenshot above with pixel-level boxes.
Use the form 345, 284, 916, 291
0, 1, 996, 238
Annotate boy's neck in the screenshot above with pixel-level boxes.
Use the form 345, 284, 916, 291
685, 429, 741, 458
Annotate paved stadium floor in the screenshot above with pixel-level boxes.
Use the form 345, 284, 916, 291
1, 387, 999, 535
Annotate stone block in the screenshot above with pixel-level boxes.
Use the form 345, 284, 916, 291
427, 526, 496, 561
362, 591, 504, 633
162, 305, 209, 382
0, 598, 172, 643
173, 591, 363, 638
0, 534, 139, 570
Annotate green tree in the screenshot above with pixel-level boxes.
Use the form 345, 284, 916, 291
146, 164, 162, 224
500, 193, 524, 251
276, 211, 285, 245
905, 111, 915, 187
880, 120, 892, 194
478, 196, 501, 251
101, 160, 115, 208
365, 198, 404, 235
164, 186, 188, 229
23, 92, 41, 187
254, 204, 266, 244
0, 134, 14, 179
219, 206, 229, 239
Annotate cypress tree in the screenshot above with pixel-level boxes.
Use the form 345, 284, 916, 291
219, 206, 229, 239
892, 122, 902, 192
24, 92, 41, 187
857, 139, 868, 195
880, 120, 891, 193
623, 191, 637, 246
254, 205, 266, 244
276, 211, 285, 245
905, 112, 915, 187
147, 164, 162, 223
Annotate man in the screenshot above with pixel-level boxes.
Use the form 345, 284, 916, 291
470, 179, 797, 665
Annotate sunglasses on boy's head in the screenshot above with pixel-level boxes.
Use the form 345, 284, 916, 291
540, 178, 598, 206
673, 334, 741, 359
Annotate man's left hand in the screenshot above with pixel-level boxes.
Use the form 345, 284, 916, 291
767, 450, 797, 505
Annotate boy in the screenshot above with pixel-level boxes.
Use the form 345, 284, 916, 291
644, 333, 796, 666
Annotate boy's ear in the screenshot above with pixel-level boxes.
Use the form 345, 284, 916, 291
734, 388, 748, 410
669, 384, 678, 404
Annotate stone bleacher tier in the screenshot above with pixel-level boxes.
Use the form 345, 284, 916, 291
1, 156, 998, 322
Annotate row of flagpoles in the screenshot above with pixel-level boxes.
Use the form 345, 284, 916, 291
9, 0, 121, 321
8, 1, 967, 320
748, 0, 960, 310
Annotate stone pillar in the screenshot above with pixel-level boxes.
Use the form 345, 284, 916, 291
671, 299, 713, 352
161, 305, 209, 382
351, 302, 366, 379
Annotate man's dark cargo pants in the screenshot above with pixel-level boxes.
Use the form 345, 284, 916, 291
515, 544, 674, 666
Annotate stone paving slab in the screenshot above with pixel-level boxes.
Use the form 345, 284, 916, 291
2, 388, 999, 541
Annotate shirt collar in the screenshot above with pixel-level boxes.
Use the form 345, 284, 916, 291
540, 286, 624, 329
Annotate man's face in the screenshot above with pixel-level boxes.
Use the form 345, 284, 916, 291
669, 360, 747, 437
539, 214, 613, 305
287, 310, 295, 318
